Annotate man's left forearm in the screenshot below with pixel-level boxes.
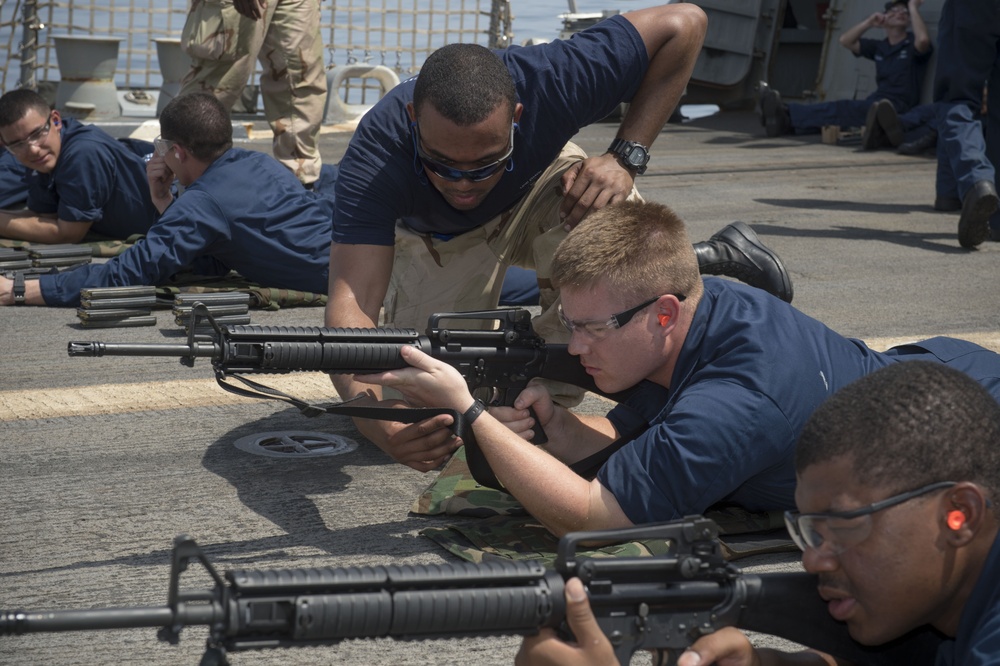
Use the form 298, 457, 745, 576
470, 413, 632, 536
837, 14, 878, 54
617, 4, 708, 149
0, 274, 45, 306
0, 211, 89, 243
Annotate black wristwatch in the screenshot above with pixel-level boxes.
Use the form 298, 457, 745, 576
462, 399, 486, 426
608, 138, 650, 175
12, 271, 25, 305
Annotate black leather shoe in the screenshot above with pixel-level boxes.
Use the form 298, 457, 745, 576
898, 130, 937, 155
694, 221, 794, 302
760, 83, 791, 138
862, 102, 887, 150
958, 180, 999, 248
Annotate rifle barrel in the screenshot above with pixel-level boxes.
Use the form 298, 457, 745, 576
67, 341, 220, 359
2, 607, 178, 633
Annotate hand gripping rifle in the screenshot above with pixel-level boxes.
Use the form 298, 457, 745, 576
67, 306, 631, 489
0, 517, 940, 665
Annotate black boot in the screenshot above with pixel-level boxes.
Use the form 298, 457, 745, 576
958, 180, 999, 248
694, 221, 794, 302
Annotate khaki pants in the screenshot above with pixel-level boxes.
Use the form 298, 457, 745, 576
180, 0, 326, 185
385, 142, 642, 405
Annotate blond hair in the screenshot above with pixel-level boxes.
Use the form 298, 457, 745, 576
551, 200, 703, 304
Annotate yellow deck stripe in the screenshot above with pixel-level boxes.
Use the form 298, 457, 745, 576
2, 333, 998, 422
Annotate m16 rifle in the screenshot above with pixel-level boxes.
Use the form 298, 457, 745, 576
0, 516, 940, 665
67, 306, 629, 488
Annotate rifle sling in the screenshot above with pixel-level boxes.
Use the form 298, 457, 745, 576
215, 371, 508, 489
214, 372, 648, 492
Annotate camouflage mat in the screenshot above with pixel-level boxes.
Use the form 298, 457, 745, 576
0, 233, 144, 257
413, 446, 797, 564
411, 447, 526, 517
155, 272, 327, 311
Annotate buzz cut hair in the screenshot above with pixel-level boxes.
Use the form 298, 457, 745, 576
412, 43, 518, 125
551, 200, 703, 306
796, 361, 1000, 495
158, 92, 233, 161
0, 89, 51, 129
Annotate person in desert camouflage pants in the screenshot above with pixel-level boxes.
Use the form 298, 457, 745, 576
179, 0, 326, 187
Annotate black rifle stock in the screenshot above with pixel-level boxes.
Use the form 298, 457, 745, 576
68, 306, 630, 488
0, 517, 940, 666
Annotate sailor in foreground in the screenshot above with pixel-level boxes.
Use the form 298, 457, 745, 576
357, 200, 1000, 537
517, 361, 1000, 666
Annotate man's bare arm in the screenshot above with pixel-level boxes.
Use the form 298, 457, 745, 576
559, 3, 708, 226
471, 411, 632, 536
323, 241, 461, 470
0, 210, 90, 243
908, 0, 931, 53
324, 241, 395, 401
0, 274, 45, 306
617, 3, 708, 154
838, 13, 881, 54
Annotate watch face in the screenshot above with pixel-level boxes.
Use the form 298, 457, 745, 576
626, 146, 648, 166
610, 140, 648, 174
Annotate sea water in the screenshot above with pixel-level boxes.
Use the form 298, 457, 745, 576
0, 0, 652, 89
0, 0, 716, 117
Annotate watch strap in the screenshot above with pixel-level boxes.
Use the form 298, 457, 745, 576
462, 399, 486, 426
12, 271, 25, 305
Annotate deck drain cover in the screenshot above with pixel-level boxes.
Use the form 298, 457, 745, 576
233, 431, 358, 458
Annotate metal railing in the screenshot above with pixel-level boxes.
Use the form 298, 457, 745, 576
0, 0, 513, 95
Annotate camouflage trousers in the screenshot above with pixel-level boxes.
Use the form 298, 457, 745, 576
180, 0, 326, 185
385, 142, 642, 406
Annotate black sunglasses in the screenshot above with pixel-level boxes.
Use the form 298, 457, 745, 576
411, 122, 515, 182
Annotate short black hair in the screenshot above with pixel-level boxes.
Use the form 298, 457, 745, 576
884, 1, 907, 11
158, 92, 233, 161
796, 361, 1000, 496
412, 43, 517, 125
0, 89, 50, 128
